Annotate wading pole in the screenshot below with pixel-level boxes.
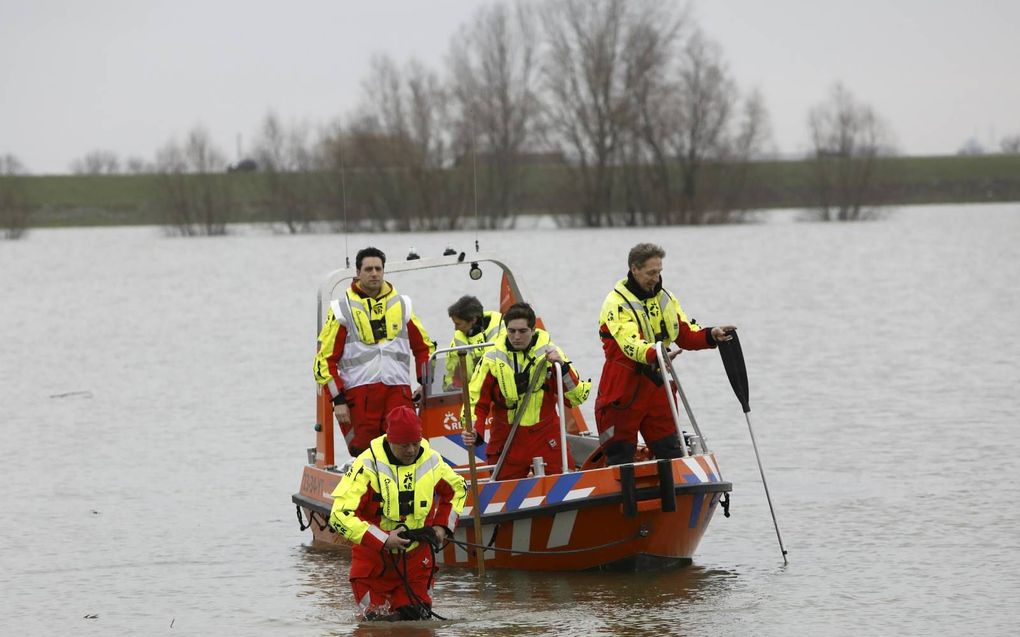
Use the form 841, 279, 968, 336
458, 354, 486, 576
717, 330, 788, 565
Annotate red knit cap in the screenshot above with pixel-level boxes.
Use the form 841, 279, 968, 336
386, 406, 423, 444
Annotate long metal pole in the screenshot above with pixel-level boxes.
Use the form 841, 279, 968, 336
457, 354, 486, 577
744, 411, 788, 565
657, 342, 709, 451
653, 343, 688, 457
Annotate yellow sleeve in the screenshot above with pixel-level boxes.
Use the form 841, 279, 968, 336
554, 344, 591, 407
328, 457, 389, 551
313, 308, 344, 391
443, 334, 463, 389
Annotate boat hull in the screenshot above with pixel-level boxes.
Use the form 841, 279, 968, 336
293, 453, 730, 572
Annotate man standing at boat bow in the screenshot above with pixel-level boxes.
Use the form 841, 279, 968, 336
314, 247, 435, 457
595, 243, 735, 466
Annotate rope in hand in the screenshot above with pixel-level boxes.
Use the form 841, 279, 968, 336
381, 526, 447, 621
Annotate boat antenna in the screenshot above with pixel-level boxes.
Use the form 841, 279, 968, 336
471, 114, 480, 253
339, 129, 350, 268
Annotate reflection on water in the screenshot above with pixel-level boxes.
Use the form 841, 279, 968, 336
2, 204, 1019, 635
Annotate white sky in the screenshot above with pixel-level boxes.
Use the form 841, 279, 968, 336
2, 0, 1018, 174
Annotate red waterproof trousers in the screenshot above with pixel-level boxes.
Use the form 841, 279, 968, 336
342, 384, 413, 455
487, 418, 570, 480
350, 543, 437, 617
595, 372, 677, 447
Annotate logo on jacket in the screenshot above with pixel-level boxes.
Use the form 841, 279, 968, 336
402, 473, 414, 490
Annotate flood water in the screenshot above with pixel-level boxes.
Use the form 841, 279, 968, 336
2, 204, 1019, 636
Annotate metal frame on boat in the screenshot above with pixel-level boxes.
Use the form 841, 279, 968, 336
293, 252, 732, 571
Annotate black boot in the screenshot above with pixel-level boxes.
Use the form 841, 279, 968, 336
393, 604, 431, 620
605, 441, 637, 466
647, 433, 685, 459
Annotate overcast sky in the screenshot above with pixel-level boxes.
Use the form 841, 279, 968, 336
2, 0, 1018, 174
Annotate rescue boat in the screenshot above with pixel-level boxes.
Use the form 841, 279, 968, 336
293, 252, 733, 572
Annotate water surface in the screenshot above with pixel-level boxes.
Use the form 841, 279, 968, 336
2, 204, 1018, 635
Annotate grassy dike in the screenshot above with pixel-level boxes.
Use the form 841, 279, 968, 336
9, 154, 1020, 228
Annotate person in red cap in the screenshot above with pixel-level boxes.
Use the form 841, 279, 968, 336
329, 406, 466, 621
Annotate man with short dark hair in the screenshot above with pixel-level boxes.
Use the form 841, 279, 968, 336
595, 242, 735, 465
444, 295, 503, 389
461, 302, 590, 479
314, 247, 435, 456
329, 407, 466, 621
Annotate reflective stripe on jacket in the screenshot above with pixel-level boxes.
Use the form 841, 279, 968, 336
470, 329, 591, 432
328, 436, 466, 552
444, 310, 503, 386
599, 278, 702, 365
314, 282, 435, 396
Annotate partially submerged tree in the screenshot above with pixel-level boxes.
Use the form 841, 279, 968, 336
807, 83, 894, 221
0, 153, 30, 240
448, 1, 543, 228
153, 127, 234, 236
541, 0, 634, 227
251, 112, 319, 233
346, 55, 465, 231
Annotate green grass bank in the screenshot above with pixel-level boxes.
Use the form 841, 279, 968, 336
8, 154, 1020, 228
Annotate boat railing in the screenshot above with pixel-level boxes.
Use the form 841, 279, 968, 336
655, 341, 710, 454
553, 361, 569, 473
421, 342, 495, 402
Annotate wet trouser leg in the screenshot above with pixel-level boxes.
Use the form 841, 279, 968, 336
647, 433, 685, 459
605, 440, 637, 466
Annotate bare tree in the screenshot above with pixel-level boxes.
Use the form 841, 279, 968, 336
251, 111, 319, 233
448, 1, 542, 228
347, 55, 464, 231
710, 88, 772, 219
1002, 134, 1020, 154
618, 3, 689, 225
0, 153, 30, 239
153, 127, 234, 236
125, 156, 153, 174
541, 0, 634, 227
807, 83, 894, 221
668, 31, 737, 223
70, 149, 120, 175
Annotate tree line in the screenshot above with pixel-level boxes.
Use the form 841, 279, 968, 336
7, 0, 1017, 239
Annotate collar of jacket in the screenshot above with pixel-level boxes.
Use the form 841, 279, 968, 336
504, 331, 539, 353
383, 439, 424, 466
466, 314, 487, 337
625, 271, 663, 301
350, 280, 393, 300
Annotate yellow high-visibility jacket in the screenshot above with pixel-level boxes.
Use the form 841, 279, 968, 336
443, 310, 503, 389
314, 282, 435, 401
329, 436, 466, 553
469, 329, 591, 432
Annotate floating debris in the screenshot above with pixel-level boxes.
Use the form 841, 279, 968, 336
50, 390, 93, 399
